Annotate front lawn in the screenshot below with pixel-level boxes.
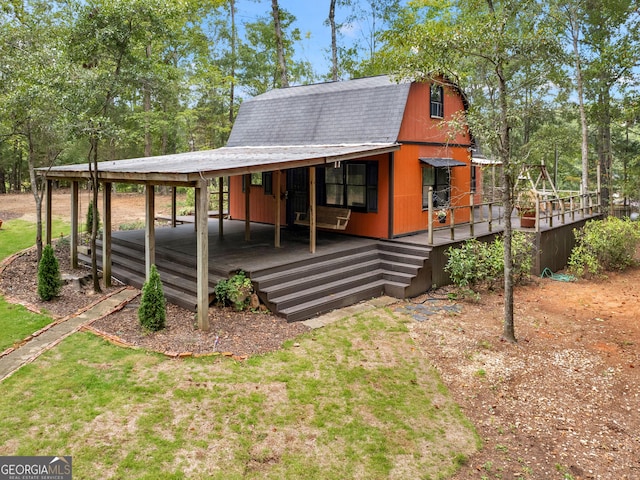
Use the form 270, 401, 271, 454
0, 311, 479, 479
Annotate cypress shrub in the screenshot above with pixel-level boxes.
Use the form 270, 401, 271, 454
138, 264, 166, 331
85, 200, 100, 234
37, 244, 62, 301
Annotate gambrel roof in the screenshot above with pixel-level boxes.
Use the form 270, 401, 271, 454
227, 75, 411, 147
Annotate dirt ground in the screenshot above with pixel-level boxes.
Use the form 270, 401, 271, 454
1, 191, 639, 479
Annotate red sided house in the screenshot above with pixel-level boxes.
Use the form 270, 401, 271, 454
227, 75, 480, 239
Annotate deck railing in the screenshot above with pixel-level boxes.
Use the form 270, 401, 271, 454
426, 187, 601, 244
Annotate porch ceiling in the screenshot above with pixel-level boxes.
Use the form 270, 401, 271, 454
39, 143, 400, 185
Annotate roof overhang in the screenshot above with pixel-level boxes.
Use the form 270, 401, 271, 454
38, 143, 400, 185
471, 155, 502, 166
419, 157, 467, 168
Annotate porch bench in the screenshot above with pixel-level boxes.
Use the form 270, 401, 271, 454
294, 206, 351, 230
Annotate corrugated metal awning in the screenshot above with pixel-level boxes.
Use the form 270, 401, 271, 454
419, 157, 466, 168
39, 143, 400, 184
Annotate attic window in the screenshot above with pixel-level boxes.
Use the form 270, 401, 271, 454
430, 84, 444, 118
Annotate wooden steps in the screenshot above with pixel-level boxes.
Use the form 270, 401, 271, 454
251, 241, 431, 322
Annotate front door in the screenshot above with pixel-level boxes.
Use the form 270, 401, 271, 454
286, 167, 309, 226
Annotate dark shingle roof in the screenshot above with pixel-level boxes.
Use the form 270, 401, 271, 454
227, 75, 411, 147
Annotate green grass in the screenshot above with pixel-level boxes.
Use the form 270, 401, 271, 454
0, 218, 70, 350
0, 312, 480, 479
0, 218, 70, 261
0, 297, 55, 352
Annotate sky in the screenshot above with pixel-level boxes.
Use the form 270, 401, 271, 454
232, 0, 398, 78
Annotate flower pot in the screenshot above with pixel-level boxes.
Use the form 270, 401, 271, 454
438, 216, 447, 224
519, 209, 536, 228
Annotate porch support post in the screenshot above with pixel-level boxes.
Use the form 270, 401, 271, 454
194, 186, 200, 232
309, 166, 316, 254
427, 186, 433, 245
103, 182, 112, 287
45, 179, 53, 246
218, 177, 224, 239
244, 174, 251, 241
274, 170, 281, 248
196, 179, 210, 331
70, 181, 79, 268
145, 183, 155, 280
171, 187, 177, 228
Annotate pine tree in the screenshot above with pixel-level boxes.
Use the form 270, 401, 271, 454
138, 264, 166, 331
37, 244, 62, 301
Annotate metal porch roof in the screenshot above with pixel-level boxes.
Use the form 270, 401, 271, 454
40, 143, 400, 185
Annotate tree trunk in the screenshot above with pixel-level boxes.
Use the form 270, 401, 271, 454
89, 133, 102, 294
497, 63, 517, 344
271, 0, 289, 88
26, 120, 43, 261
144, 44, 152, 157
329, 0, 338, 81
229, 0, 237, 123
568, 5, 589, 197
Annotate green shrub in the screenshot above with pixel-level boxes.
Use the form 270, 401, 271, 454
214, 271, 253, 310
568, 217, 640, 277
37, 244, 62, 301
138, 265, 166, 331
85, 200, 100, 234
445, 232, 534, 294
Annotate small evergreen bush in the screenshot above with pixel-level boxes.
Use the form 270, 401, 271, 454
37, 244, 62, 301
138, 264, 166, 331
214, 271, 253, 310
568, 217, 640, 277
85, 200, 100, 234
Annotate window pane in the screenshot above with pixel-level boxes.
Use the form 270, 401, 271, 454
347, 164, 366, 186
325, 165, 344, 184
422, 167, 435, 186
251, 172, 262, 186
347, 185, 366, 207
326, 184, 343, 205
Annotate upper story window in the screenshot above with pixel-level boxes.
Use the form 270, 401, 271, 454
430, 84, 444, 118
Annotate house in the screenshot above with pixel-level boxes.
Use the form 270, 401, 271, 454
226, 75, 480, 239
39, 75, 494, 326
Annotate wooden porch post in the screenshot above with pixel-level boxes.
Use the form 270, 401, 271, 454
427, 186, 434, 245
244, 174, 251, 241
171, 186, 177, 228
145, 183, 156, 280
45, 179, 52, 246
309, 167, 316, 254
218, 177, 224, 239
196, 179, 210, 331
103, 182, 112, 287
274, 170, 281, 248
70, 181, 79, 268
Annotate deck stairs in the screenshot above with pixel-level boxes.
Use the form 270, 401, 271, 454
79, 237, 227, 312
250, 240, 431, 322
83, 237, 431, 321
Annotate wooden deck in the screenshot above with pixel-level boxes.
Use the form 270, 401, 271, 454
87, 209, 600, 320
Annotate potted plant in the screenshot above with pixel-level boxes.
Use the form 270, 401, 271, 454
436, 208, 448, 224
516, 189, 537, 228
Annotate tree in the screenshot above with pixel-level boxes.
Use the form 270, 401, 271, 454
271, 0, 289, 87
138, 264, 166, 331
382, 0, 561, 342
38, 244, 62, 301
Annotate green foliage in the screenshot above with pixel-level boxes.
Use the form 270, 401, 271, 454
138, 265, 166, 331
85, 200, 100, 234
37, 244, 62, 301
214, 271, 253, 310
568, 217, 640, 277
445, 232, 534, 294
0, 297, 54, 352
